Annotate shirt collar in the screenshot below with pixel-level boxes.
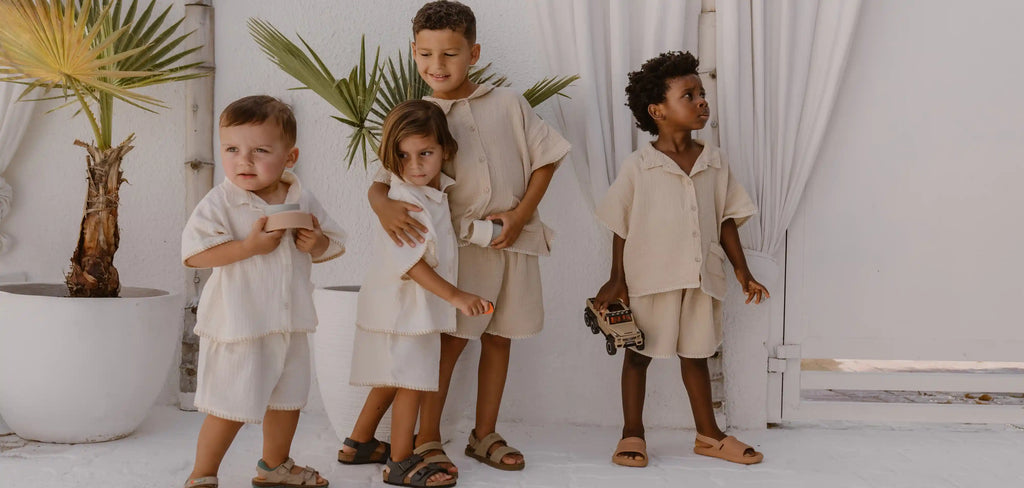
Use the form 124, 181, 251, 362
389, 172, 455, 203
424, 84, 496, 114
638, 140, 721, 176
222, 170, 303, 207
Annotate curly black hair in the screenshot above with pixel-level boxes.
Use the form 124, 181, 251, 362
625, 51, 700, 135
413, 1, 477, 44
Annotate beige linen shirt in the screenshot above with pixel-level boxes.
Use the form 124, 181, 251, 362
356, 173, 458, 336
375, 84, 571, 256
595, 142, 756, 300
182, 171, 347, 342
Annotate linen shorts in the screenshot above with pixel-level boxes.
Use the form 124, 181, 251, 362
195, 333, 311, 423
628, 287, 722, 359
349, 328, 441, 391
452, 245, 544, 340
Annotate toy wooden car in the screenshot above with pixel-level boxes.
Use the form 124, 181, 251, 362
584, 298, 645, 355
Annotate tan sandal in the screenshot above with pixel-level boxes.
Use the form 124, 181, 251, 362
413, 441, 458, 479
465, 429, 525, 471
252, 457, 328, 487
693, 434, 763, 465
611, 436, 648, 467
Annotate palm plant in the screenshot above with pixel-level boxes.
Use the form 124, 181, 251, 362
248, 18, 579, 168
0, 0, 205, 297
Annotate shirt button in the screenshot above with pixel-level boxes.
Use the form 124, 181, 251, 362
479, 156, 486, 163
686, 180, 692, 185
695, 256, 701, 262
692, 231, 699, 237
691, 205, 697, 211
469, 126, 476, 132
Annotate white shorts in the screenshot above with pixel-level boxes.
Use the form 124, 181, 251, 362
195, 333, 311, 423
349, 328, 440, 391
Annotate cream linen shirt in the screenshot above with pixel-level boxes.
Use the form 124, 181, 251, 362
182, 171, 346, 342
595, 142, 756, 300
374, 84, 571, 256
357, 173, 458, 336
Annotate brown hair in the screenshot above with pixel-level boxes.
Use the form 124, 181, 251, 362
219, 95, 297, 147
412, 1, 476, 44
378, 100, 458, 177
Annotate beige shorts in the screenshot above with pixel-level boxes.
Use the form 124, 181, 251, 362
195, 333, 310, 423
349, 328, 440, 391
453, 245, 543, 340
629, 287, 722, 359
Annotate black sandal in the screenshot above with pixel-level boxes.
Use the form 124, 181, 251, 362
337, 437, 390, 465
383, 454, 457, 487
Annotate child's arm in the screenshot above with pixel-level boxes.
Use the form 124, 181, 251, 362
294, 215, 330, 258
720, 218, 769, 304
594, 234, 628, 311
405, 259, 491, 316
369, 181, 428, 247
487, 164, 556, 249
184, 217, 285, 268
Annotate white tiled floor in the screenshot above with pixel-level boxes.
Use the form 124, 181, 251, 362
2, 406, 1023, 488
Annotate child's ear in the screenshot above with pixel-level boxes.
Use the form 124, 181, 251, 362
470, 43, 481, 65
286, 147, 299, 168
648, 104, 663, 121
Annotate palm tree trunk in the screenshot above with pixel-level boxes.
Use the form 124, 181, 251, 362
66, 136, 134, 298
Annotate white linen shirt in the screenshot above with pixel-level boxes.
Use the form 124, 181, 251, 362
182, 171, 346, 342
595, 142, 756, 300
375, 84, 571, 256
356, 173, 458, 336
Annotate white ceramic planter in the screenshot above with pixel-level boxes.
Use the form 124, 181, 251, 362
0, 283, 180, 443
312, 286, 390, 443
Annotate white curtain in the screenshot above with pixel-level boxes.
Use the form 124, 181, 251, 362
530, 0, 701, 208
717, 0, 862, 263
0, 84, 35, 255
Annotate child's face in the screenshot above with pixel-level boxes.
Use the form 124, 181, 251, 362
652, 74, 710, 132
412, 28, 481, 100
219, 121, 298, 202
397, 133, 444, 189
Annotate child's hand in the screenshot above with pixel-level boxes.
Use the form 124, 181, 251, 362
736, 269, 770, 304
486, 207, 529, 249
244, 217, 286, 256
375, 197, 426, 247
295, 215, 329, 257
452, 291, 492, 316
594, 277, 629, 311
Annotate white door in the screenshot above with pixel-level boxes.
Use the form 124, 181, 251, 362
775, 0, 1024, 423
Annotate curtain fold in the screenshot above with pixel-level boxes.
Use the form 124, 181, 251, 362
530, 0, 701, 208
717, 0, 862, 261
0, 84, 36, 255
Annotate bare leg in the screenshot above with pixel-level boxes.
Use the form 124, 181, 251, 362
259, 409, 326, 484
188, 414, 244, 479
340, 387, 396, 457
389, 388, 452, 484
415, 333, 468, 475
678, 357, 725, 440
616, 349, 652, 463
472, 333, 523, 466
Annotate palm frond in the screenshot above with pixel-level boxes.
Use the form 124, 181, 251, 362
0, 0, 206, 149
522, 74, 580, 107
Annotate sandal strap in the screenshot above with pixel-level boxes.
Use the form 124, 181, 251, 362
386, 454, 448, 485
412, 440, 445, 456
183, 476, 218, 488
343, 437, 387, 461
614, 436, 647, 458
256, 458, 322, 486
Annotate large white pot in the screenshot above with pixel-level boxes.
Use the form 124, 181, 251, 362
0, 283, 180, 443
312, 286, 390, 443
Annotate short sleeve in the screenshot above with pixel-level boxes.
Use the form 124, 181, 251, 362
722, 170, 756, 228
595, 161, 636, 239
181, 190, 234, 268
371, 165, 391, 185
518, 95, 571, 173
305, 192, 347, 263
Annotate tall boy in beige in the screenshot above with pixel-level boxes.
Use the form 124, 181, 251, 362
357, 0, 569, 474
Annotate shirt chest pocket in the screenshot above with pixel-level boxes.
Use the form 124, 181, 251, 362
700, 242, 728, 300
